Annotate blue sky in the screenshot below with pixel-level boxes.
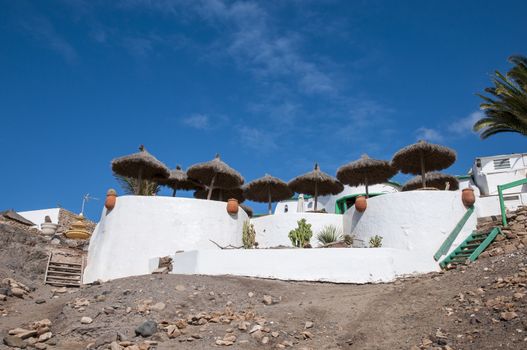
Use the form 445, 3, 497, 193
1, 0, 526, 220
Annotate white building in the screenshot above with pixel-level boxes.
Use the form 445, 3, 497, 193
459, 153, 527, 216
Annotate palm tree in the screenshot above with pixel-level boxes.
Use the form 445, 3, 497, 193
474, 55, 527, 139
114, 174, 160, 196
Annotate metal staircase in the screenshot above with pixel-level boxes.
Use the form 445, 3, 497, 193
439, 227, 502, 268
44, 252, 84, 287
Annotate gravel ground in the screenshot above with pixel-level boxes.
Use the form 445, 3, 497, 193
1, 223, 527, 349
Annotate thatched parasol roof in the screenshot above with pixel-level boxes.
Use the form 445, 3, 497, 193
392, 140, 456, 174
244, 174, 293, 214
240, 204, 253, 218
111, 145, 170, 180
187, 154, 244, 190
289, 163, 343, 196
157, 165, 202, 192
244, 174, 292, 203
193, 187, 245, 203
336, 154, 397, 187
289, 163, 343, 211
402, 172, 460, 191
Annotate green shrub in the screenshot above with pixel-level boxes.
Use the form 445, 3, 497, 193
317, 225, 343, 245
242, 220, 256, 249
288, 218, 313, 247
369, 235, 383, 248
343, 234, 354, 246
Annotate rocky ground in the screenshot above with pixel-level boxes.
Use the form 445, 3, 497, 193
1, 210, 527, 349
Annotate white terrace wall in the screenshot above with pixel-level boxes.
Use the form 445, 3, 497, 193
18, 208, 61, 229
251, 213, 343, 248
343, 191, 477, 256
83, 196, 248, 283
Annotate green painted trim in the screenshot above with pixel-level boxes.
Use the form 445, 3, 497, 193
456, 175, 472, 180
386, 181, 401, 187
334, 193, 385, 214
469, 227, 501, 262
497, 177, 527, 226
433, 206, 474, 261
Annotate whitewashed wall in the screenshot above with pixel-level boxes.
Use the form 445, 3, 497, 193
18, 208, 60, 229
161, 248, 439, 283
344, 191, 477, 257
83, 196, 248, 283
251, 212, 343, 248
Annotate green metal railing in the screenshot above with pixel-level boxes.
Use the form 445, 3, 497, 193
498, 178, 527, 226
433, 206, 475, 261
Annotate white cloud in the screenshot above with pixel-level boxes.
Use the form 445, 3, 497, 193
448, 110, 484, 135
182, 114, 210, 129
415, 127, 444, 142
238, 126, 277, 152
19, 15, 78, 64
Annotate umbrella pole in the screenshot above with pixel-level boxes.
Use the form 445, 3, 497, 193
172, 189, 176, 197
207, 174, 217, 200
420, 151, 426, 188
314, 182, 318, 211
268, 185, 272, 215
137, 167, 143, 195
219, 190, 223, 202
365, 176, 369, 198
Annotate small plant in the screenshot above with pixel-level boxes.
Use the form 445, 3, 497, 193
288, 218, 313, 248
317, 225, 343, 245
114, 173, 160, 196
343, 234, 354, 246
242, 220, 256, 249
369, 235, 383, 248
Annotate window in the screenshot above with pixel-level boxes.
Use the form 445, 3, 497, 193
493, 158, 511, 170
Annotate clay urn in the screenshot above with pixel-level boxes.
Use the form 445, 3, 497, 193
462, 188, 476, 207
355, 196, 367, 212
227, 198, 239, 214
105, 189, 117, 211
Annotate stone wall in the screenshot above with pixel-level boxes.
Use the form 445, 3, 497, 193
57, 209, 96, 235
477, 206, 527, 258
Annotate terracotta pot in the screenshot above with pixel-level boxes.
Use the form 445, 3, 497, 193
105, 189, 117, 211
227, 198, 239, 214
355, 196, 367, 212
462, 188, 475, 207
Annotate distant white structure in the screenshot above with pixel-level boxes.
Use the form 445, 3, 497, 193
459, 153, 527, 217
274, 182, 400, 215
18, 208, 60, 229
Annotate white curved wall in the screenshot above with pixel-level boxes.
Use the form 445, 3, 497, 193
83, 196, 248, 283
344, 191, 477, 256
252, 213, 343, 248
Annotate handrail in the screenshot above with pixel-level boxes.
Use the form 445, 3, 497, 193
433, 206, 475, 261
497, 177, 527, 226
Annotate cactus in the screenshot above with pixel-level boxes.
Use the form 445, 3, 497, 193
242, 220, 256, 249
369, 235, 383, 248
343, 234, 354, 246
288, 218, 313, 248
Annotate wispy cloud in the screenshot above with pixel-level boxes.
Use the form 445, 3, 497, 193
181, 114, 211, 130
19, 15, 78, 64
448, 110, 483, 135
415, 127, 444, 142
238, 126, 278, 153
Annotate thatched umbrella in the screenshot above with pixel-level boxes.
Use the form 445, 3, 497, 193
157, 165, 202, 197
193, 187, 245, 202
187, 154, 244, 200
336, 154, 397, 197
111, 145, 170, 195
402, 172, 459, 191
243, 174, 293, 214
240, 204, 253, 218
288, 163, 343, 211
392, 140, 456, 188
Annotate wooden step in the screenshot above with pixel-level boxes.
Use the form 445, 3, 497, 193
48, 266, 82, 273
46, 270, 82, 276
47, 274, 81, 280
